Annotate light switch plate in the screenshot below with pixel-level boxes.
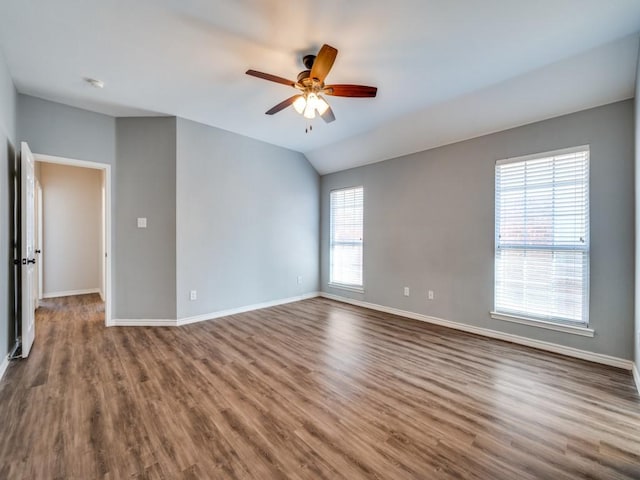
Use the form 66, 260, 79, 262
137, 217, 147, 228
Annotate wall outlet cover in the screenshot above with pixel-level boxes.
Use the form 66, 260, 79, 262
189, 290, 197, 301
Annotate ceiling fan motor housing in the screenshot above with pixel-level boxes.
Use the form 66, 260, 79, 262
302, 54, 316, 69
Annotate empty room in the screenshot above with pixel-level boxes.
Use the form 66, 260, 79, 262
1, 1, 640, 479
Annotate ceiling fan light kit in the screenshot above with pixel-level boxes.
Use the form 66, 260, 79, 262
246, 44, 377, 130
297, 92, 329, 119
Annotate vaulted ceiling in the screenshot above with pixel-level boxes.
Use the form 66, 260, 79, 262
1, 0, 639, 174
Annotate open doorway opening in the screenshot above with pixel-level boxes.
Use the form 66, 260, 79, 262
34, 154, 111, 327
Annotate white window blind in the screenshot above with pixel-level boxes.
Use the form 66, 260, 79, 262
495, 146, 589, 325
330, 186, 364, 288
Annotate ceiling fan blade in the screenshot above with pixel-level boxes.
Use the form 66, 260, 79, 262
265, 95, 301, 115
324, 84, 377, 97
321, 106, 336, 123
246, 69, 295, 88
310, 44, 338, 83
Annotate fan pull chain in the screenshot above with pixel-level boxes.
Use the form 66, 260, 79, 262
305, 123, 313, 134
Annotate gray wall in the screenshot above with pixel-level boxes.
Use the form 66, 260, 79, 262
116, 117, 176, 319
39, 163, 102, 296
18, 99, 177, 320
176, 118, 319, 319
0, 50, 17, 358
18, 95, 116, 165
321, 100, 635, 360
16, 96, 319, 322
635, 42, 640, 370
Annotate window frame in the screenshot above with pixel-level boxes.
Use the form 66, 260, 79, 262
329, 185, 364, 292
491, 145, 592, 336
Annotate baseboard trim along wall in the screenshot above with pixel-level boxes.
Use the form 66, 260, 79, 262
110, 318, 176, 327
111, 292, 320, 327
43, 288, 100, 299
320, 292, 634, 371
177, 292, 320, 326
0, 355, 9, 382
633, 363, 640, 396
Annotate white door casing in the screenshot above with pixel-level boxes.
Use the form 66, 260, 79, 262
34, 153, 112, 326
35, 180, 43, 306
100, 174, 106, 301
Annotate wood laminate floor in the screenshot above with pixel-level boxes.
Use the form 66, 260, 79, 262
0, 294, 639, 479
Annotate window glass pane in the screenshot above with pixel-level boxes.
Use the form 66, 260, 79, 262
495, 148, 589, 325
495, 249, 587, 323
330, 186, 363, 287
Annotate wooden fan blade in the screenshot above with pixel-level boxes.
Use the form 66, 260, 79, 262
321, 106, 336, 123
310, 44, 338, 83
265, 95, 301, 115
324, 84, 377, 97
246, 69, 295, 88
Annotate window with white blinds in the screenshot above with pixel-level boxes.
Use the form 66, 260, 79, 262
330, 186, 364, 288
494, 146, 589, 326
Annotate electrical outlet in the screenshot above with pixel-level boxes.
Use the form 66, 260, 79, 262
404, 287, 410, 297
189, 290, 197, 301
297, 275, 303, 285
428, 290, 434, 300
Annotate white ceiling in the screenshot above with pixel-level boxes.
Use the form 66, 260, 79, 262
1, 0, 639, 174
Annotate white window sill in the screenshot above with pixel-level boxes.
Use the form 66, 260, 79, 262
490, 312, 594, 337
328, 283, 364, 294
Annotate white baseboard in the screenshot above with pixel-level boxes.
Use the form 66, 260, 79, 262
633, 363, 640, 395
43, 288, 100, 299
110, 292, 321, 328
177, 292, 320, 326
111, 318, 176, 327
320, 292, 633, 371
0, 355, 9, 382
99, 289, 105, 302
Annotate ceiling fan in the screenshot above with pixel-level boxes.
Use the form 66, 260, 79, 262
246, 44, 377, 126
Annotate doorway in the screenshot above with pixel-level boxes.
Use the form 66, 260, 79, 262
32, 153, 112, 327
